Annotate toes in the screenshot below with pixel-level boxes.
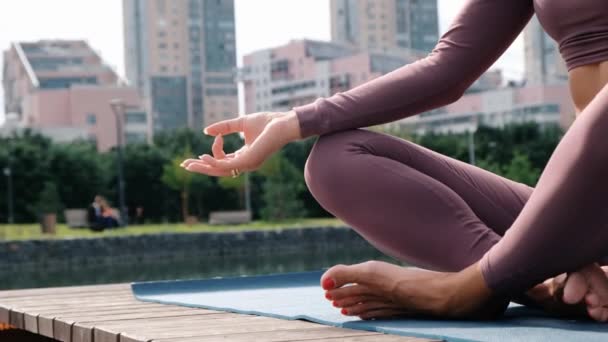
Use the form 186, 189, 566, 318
586, 293, 600, 308
563, 272, 588, 304
321, 263, 373, 290
587, 306, 608, 322
326, 284, 373, 301
584, 265, 608, 304
333, 294, 387, 308
342, 301, 401, 316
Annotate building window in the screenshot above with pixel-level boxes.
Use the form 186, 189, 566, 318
86, 113, 96, 125
125, 111, 147, 124
126, 132, 147, 144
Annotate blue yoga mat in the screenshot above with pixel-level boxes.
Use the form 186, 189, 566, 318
132, 270, 608, 342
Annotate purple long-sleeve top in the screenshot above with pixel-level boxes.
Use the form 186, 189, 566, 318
293, 0, 608, 138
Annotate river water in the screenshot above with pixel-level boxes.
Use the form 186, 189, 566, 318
0, 248, 394, 290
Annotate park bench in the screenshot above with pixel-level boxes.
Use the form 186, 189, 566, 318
64, 209, 89, 228
208, 210, 252, 225
64, 208, 121, 228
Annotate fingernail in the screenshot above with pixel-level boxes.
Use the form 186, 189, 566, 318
203, 128, 208, 134
341, 308, 348, 315
322, 278, 335, 290
332, 301, 340, 308
325, 292, 332, 300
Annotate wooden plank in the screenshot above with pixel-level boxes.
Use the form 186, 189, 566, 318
93, 315, 267, 342
151, 327, 376, 342
0, 292, 134, 307
9, 309, 24, 330
126, 317, 338, 342
52, 306, 200, 342
51, 308, 221, 342
11, 299, 146, 336
25, 303, 168, 337
0, 305, 9, 325
73, 313, 239, 342
116, 317, 313, 341
297, 335, 440, 342
26, 302, 174, 335
0, 284, 128, 299
24, 313, 39, 334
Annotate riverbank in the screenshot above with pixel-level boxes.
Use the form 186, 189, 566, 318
0, 226, 387, 290
0, 218, 343, 241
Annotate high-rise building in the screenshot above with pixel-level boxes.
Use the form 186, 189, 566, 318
524, 16, 568, 85
2, 40, 148, 151
331, 0, 439, 55
240, 39, 414, 114
123, 0, 238, 132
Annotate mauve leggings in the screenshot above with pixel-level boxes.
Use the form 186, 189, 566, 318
303, 84, 608, 296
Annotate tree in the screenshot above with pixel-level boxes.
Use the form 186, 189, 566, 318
259, 153, 306, 220
32, 181, 63, 216
48, 142, 108, 211
161, 148, 194, 222
121, 143, 170, 222
503, 151, 541, 186
0, 130, 53, 222
218, 176, 246, 209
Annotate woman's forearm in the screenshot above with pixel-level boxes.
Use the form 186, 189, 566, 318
292, 0, 534, 138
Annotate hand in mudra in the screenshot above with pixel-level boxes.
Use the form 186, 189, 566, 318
181, 111, 301, 177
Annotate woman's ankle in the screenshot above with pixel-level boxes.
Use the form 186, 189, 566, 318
443, 262, 509, 319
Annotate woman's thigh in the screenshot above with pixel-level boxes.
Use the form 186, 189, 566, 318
305, 129, 534, 270
308, 129, 534, 234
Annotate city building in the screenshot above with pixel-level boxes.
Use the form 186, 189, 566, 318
242, 39, 506, 117
2, 40, 148, 151
394, 84, 575, 135
330, 0, 439, 55
123, 0, 238, 132
240, 39, 414, 114
524, 16, 568, 85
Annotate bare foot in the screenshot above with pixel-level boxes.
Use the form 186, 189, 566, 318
321, 261, 508, 320
522, 264, 608, 321
563, 264, 608, 321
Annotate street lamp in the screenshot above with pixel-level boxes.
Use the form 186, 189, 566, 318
468, 116, 479, 166
3, 167, 13, 224
110, 99, 128, 227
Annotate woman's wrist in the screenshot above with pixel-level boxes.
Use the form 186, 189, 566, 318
271, 110, 303, 142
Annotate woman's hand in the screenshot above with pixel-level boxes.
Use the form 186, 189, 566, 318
181, 111, 302, 177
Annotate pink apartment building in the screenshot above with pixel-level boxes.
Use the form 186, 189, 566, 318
396, 83, 575, 135
3, 40, 149, 151
241, 39, 416, 114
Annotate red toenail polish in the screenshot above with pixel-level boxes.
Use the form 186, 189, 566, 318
325, 292, 332, 300
341, 308, 348, 315
322, 278, 336, 290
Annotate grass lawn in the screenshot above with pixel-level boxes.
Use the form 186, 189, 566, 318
0, 218, 344, 241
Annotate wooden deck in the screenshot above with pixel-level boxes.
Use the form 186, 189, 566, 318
0, 283, 438, 342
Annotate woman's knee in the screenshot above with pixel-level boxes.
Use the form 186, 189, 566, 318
304, 130, 373, 204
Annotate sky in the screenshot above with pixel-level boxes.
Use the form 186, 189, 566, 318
0, 0, 524, 124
